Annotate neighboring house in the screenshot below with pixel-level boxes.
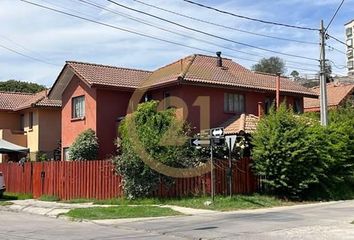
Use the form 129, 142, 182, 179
304, 82, 354, 112
0, 90, 61, 162
49, 54, 317, 160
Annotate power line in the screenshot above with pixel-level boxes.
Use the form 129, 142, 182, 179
327, 45, 346, 55
182, 0, 319, 31
19, 0, 319, 74
327, 33, 354, 50
76, 0, 261, 61
78, 0, 317, 68
132, 0, 318, 45
107, 0, 318, 62
325, 0, 345, 32
327, 59, 347, 69
0, 42, 60, 66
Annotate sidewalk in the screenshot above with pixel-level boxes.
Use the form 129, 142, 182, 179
1, 199, 217, 219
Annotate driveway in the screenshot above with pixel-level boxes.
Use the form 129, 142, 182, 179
1, 200, 354, 239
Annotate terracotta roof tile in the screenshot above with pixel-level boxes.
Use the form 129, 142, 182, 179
147, 54, 317, 97
67, 61, 152, 89
0, 91, 34, 111
220, 113, 259, 135
0, 90, 61, 111
304, 82, 354, 111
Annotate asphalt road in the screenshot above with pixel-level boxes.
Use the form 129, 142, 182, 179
1, 201, 354, 240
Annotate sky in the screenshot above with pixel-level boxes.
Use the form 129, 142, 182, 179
0, 0, 353, 87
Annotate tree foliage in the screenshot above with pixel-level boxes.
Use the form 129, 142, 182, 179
69, 129, 99, 161
0, 80, 46, 93
251, 57, 286, 75
114, 101, 202, 199
252, 104, 354, 200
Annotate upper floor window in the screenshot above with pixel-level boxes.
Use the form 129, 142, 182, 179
72, 96, 85, 119
224, 93, 245, 113
346, 27, 352, 37
29, 112, 33, 129
348, 49, 353, 59
347, 38, 353, 47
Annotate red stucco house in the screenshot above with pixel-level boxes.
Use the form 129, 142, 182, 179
49, 54, 317, 160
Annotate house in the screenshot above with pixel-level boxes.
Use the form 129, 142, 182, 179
49, 53, 317, 160
304, 82, 354, 112
0, 90, 61, 162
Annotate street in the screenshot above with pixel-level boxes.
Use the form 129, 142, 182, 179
1, 200, 354, 239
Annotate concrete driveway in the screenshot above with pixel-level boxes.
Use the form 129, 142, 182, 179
1, 200, 354, 239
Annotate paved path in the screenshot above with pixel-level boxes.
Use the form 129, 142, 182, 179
1, 200, 354, 239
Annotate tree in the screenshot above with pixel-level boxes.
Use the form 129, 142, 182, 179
251, 57, 286, 75
69, 129, 99, 160
290, 70, 299, 80
252, 104, 354, 200
114, 101, 201, 198
0, 80, 46, 93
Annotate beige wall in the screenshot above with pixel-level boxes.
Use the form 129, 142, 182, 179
20, 109, 39, 160
38, 108, 61, 156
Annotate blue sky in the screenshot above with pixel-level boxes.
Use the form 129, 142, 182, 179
0, 0, 352, 87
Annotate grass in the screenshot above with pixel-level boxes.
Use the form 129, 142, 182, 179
0, 192, 33, 201
0, 201, 13, 206
64, 194, 294, 211
39, 195, 60, 202
64, 206, 182, 220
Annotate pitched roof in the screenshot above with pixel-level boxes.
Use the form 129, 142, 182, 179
67, 61, 152, 89
304, 82, 354, 112
145, 54, 318, 97
0, 91, 34, 111
0, 90, 61, 111
220, 114, 259, 135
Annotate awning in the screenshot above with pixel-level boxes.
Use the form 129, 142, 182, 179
0, 139, 29, 154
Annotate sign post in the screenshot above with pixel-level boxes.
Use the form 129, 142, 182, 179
225, 135, 237, 197
190, 127, 225, 202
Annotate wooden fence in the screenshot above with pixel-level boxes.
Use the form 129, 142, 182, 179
0, 158, 259, 200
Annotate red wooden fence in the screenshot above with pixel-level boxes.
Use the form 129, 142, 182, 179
0, 159, 258, 200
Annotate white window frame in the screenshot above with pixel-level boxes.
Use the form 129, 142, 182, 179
72, 96, 85, 119
346, 27, 352, 37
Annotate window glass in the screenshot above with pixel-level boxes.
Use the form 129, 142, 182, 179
72, 96, 85, 119
346, 27, 352, 37
224, 93, 245, 113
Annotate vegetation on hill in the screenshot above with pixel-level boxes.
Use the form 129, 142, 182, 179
0, 80, 46, 93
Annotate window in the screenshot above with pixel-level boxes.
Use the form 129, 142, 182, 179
29, 112, 33, 130
72, 96, 85, 119
293, 98, 303, 114
20, 114, 24, 131
63, 147, 70, 161
347, 38, 353, 47
264, 97, 275, 114
348, 49, 353, 59
346, 27, 353, 37
224, 93, 245, 113
348, 61, 354, 70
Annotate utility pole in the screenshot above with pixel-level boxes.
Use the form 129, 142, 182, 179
319, 20, 328, 126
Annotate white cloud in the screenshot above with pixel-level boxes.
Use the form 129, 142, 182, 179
0, 0, 351, 86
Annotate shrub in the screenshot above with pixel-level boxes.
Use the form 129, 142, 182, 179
114, 101, 201, 199
252, 104, 354, 200
69, 129, 99, 161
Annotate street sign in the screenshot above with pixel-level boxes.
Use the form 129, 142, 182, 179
212, 137, 225, 146
190, 138, 211, 147
210, 127, 224, 137
225, 135, 237, 151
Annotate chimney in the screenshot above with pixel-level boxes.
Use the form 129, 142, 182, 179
216, 51, 222, 67
257, 102, 264, 118
276, 73, 281, 110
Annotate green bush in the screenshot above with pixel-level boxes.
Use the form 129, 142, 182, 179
114, 101, 201, 199
69, 129, 99, 161
252, 104, 354, 200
